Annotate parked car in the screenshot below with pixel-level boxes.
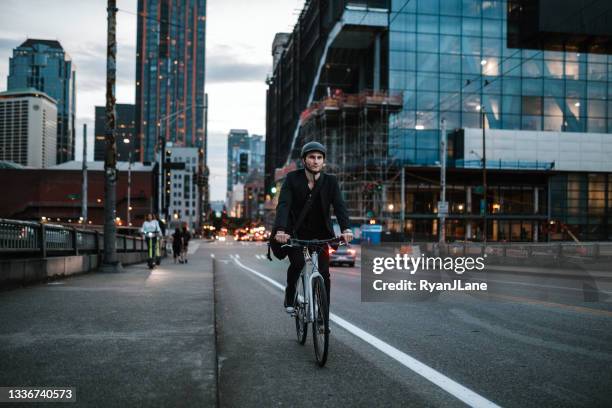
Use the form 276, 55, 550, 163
329, 245, 356, 267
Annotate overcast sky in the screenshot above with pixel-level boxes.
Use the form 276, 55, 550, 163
0, 0, 304, 200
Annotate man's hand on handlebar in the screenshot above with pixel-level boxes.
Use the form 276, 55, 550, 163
341, 229, 353, 243
275, 230, 291, 244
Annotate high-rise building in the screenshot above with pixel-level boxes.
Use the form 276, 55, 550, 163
135, 0, 207, 163
166, 146, 199, 230
226, 130, 266, 218
0, 88, 57, 168
226, 129, 251, 192
249, 134, 265, 173
94, 104, 136, 162
266, 0, 612, 241
7, 39, 76, 164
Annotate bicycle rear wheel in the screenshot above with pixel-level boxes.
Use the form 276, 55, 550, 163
312, 276, 329, 366
294, 273, 308, 344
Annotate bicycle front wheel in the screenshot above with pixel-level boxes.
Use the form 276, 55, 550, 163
295, 273, 308, 344
312, 277, 329, 367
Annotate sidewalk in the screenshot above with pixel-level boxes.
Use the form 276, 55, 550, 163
0, 245, 217, 407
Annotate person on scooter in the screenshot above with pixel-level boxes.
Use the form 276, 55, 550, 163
141, 214, 162, 266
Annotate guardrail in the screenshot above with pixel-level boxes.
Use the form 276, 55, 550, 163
0, 218, 149, 258
423, 242, 612, 262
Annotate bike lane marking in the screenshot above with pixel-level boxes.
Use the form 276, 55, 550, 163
231, 257, 501, 408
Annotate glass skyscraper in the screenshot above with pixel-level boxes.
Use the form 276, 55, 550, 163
7, 39, 76, 164
135, 0, 207, 163
266, 0, 612, 241
388, 0, 611, 165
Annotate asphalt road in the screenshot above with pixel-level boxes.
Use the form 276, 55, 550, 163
213, 238, 612, 408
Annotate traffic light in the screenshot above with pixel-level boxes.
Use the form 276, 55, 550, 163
239, 153, 248, 173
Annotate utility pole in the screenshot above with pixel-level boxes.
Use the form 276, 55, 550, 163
157, 124, 163, 218
482, 107, 488, 248
439, 119, 447, 243
400, 166, 405, 241
197, 94, 209, 234
102, 0, 121, 272
82, 124, 88, 224
127, 151, 132, 226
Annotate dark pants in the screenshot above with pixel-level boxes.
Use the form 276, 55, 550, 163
286, 245, 331, 307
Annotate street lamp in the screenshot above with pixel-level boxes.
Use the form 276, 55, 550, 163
126, 149, 132, 227
480, 105, 488, 247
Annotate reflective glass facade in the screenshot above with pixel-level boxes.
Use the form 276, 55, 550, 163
388, 0, 612, 165
135, 0, 207, 162
8, 40, 76, 164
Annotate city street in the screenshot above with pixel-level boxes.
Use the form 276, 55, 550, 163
213, 238, 612, 407
1, 238, 611, 406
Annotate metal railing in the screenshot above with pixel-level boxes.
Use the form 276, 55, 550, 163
0, 218, 149, 258
452, 159, 555, 171
425, 241, 612, 261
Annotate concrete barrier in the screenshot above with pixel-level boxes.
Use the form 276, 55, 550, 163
1, 252, 151, 288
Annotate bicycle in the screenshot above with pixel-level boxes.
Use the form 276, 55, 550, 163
282, 237, 344, 367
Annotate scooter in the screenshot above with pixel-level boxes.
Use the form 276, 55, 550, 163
146, 231, 161, 269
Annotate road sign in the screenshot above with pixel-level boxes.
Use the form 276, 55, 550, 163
480, 199, 486, 215
474, 186, 484, 194
437, 201, 449, 217
67, 193, 80, 200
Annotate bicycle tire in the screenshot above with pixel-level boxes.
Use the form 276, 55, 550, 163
294, 273, 308, 345
312, 276, 329, 367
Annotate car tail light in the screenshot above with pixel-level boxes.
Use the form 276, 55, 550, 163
348, 249, 356, 255
328, 247, 336, 255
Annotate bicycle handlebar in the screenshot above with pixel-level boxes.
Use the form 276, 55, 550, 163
281, 236, 345, 248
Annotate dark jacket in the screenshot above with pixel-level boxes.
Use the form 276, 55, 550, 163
274, 169, 350, 238
172, 231, 183, 251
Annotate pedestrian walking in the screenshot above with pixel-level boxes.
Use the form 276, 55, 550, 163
172, 227, 183, 263
181, 223, 192, 263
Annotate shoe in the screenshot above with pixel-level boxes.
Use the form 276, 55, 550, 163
185, 259, 188, 263
284, 287, 296, 314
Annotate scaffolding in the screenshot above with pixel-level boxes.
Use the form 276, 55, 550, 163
297, 90, 403, 223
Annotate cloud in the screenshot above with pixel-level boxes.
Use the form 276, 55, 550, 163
206, 45, 270, 84
71, 42, 135, 92
206, 60, 269, 84
0, 37, 22, 51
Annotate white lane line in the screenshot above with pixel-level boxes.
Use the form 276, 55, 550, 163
235, 254, 240, 259
231, 258, 501, 408
210, 253, 215, 258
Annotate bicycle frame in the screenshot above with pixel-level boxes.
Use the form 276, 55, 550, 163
299, 246, 324, 323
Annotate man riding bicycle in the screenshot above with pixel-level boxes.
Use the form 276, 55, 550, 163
274, 141, 353, 313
